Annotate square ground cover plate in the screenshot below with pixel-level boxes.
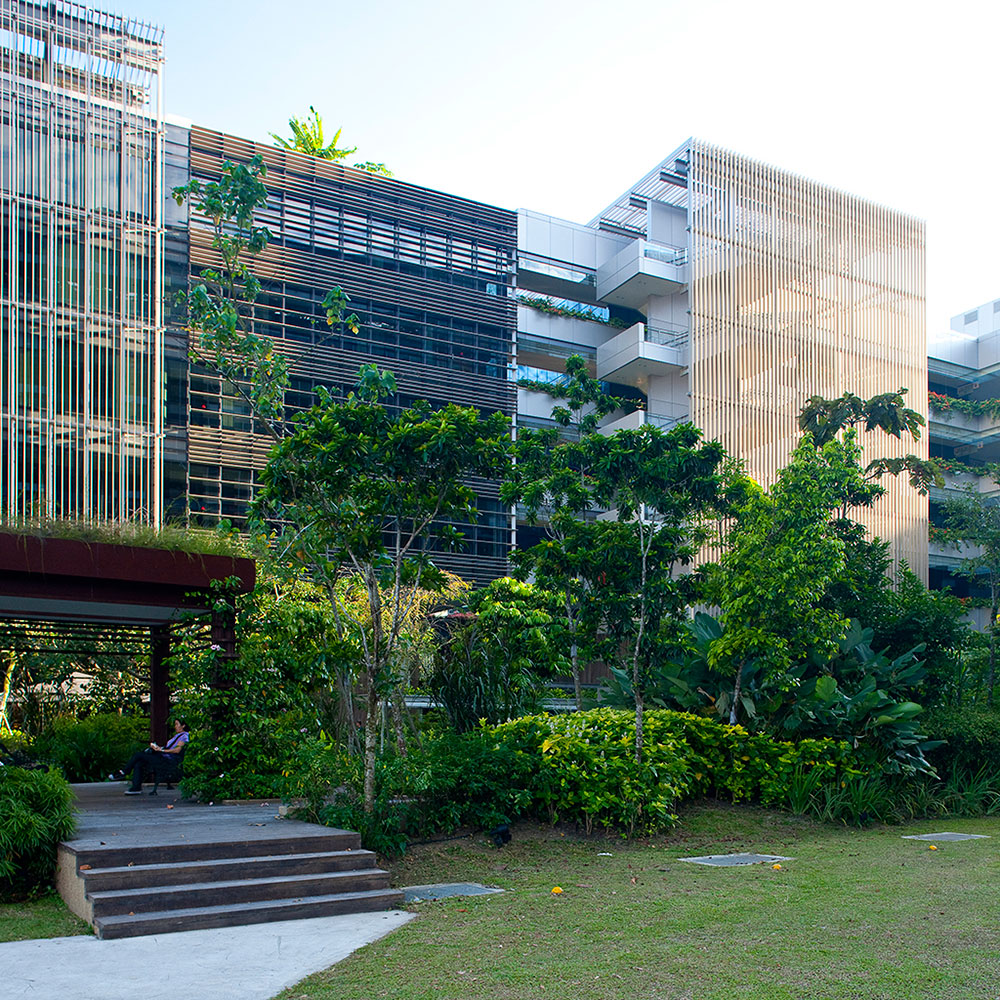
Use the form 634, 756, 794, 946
902, 832, 991, 842
403, 882, 504, 902
678, 853, 793, 866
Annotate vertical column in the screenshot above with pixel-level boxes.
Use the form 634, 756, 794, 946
149, 624, 170, 743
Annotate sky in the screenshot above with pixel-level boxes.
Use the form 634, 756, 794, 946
126, 0, 999, 343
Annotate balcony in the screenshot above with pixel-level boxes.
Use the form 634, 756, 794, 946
596, 321, 688, 388
599, 406, 687, 437
595, 240, 687, 311
928, 406, 1000, 457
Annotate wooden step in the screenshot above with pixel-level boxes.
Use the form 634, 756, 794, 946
94, 887, 405, 939
88, 869, 392, 917
80, 849, 378, 891
72, 831, 362, 870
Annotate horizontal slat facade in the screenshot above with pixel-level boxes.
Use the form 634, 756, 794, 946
176, 126, 517, 585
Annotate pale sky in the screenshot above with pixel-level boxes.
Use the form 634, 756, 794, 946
128, 0, 999, 341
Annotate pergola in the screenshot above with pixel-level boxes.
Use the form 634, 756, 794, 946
0, 532, 256, 741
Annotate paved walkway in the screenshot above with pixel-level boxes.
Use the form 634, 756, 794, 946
1, 910, 414, 1000
1, 783, 415, 999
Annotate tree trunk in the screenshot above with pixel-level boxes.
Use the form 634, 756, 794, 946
390, 686, 409, 755
729, 665, 743, 725
0, 651, 13, 731
633, 659, 644, 764
363, 678, 379, 813
566, 592, 582, 712
990, 598, 998, 707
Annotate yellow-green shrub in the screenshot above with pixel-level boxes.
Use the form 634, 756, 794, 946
481, 708, 862, 833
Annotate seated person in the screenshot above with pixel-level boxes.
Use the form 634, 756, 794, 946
111, 719, 189, 794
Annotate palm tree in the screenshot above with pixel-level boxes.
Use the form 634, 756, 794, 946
270, 107, 391, 175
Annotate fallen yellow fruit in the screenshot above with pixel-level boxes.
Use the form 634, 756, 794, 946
771, 864, 782, 870
929, 845, 938, 851
551, 886, 564, 894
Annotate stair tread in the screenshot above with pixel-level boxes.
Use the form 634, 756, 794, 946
88, 868, 388, 900
81, 849, 374, 877
94, 887, 403, 927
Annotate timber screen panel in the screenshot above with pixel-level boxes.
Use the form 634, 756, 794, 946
178, 127, 517, 585
687, 141, 927, 576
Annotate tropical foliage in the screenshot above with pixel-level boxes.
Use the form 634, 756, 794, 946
0, 768, 75, 901
270, 106, 392, 175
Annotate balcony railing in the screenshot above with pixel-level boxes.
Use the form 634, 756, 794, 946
643, 244, 688, 267
645, 322, 689, 351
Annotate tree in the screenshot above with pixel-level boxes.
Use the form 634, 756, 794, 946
171, 154, 359, 438
503, 354, 638, 708
253, 367, 511, 811
578, 423, 724, 760
429, 578, 567, 732
942, 484, 1000, 705
798, 387, 938, 494
710, 436, 854, 724
270, 107, 392, 176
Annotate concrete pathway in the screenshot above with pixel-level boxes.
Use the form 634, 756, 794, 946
1, 910, 414, 1000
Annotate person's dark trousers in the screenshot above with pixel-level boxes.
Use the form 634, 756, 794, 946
122, 749, 162, 791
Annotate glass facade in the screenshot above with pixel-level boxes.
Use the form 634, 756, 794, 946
0, 0, 163, 521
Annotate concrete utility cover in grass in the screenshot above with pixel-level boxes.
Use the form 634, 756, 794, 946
678, 853, 793, 866
902, 832, 991, 842
403, 882, 504, 902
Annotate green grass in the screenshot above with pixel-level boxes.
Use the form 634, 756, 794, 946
278, 802, 1000, 1000
0, 517, 247, 557
0, 892, 90, 942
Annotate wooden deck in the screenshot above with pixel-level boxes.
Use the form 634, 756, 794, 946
57, 783, 402, 938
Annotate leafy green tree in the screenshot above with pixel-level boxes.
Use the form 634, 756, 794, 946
798, 387, 938, 494
429, 578, 566, 732
270, 106, 392, 176
823, 531, 970, 707
580, 423, 724, 760
173, 572, 348, 802
171, 155, 359, 437
942, 484, 1000, 704
254, 367, 511, 811
504, 355, 637, 708
711, 437, 855, 724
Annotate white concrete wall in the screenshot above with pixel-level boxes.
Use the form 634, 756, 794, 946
518, 209, 628, 272
646, 372, 689, 421
647, 199, 687, 248
646, 292, 689, 330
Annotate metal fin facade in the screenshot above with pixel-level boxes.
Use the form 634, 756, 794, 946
0, 0, 163, 522
687, 141, 928, 576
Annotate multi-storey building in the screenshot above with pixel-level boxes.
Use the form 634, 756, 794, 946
1, 2, 930, 585
517, 140, 928, 575
163, 124, 517, 584
0, 0, 164, 522
927, 300, 1000, 615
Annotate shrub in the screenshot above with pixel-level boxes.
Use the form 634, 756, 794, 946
33, 713, 148, 782
180, 712, 311, 803
923, 706, 1000, 776
0, 767, 76, 900
290, 709, 867, 853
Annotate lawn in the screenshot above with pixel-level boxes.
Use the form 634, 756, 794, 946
0, 891, 90, 943
277, 802, 1000, 1000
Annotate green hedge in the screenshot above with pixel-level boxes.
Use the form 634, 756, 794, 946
33, 713, 148, 782
0, 768, 76, 900
293, 709, 864, 847
472, 709, 861, 834
923, 706, 1000, 775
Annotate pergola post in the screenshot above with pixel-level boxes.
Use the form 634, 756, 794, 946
150, 625, 171, 744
